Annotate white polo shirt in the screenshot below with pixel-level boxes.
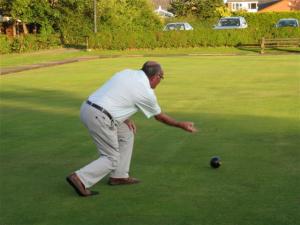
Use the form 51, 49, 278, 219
88, 69, 161, 123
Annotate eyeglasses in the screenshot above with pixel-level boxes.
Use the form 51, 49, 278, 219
157, 73, 164, 80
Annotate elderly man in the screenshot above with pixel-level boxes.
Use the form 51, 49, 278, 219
66, 61, 197, 197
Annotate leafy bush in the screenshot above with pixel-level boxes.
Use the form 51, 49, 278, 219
85, 11, 300, 50
235, 11, 300, 38
0, 35, 11, 54
59, 0, 162, 47
169, 0, 224, 20
0, 34, 61, 54
2, 9, 300, 52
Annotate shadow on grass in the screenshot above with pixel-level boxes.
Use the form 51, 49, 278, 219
237, 45, 300, 54
236, 46, 261, 54
270, 47, 300, 54
0, 87, 82, 110
1, 87, 300, 225
63, 44, 87, 50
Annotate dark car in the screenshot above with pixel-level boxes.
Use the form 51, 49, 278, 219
276, 18, 299, 28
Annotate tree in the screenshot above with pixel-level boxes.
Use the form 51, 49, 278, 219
0, 0, 28, 36
215, 5, 231, 18
168, 0, 197, 17
0, 0, 12, 15
97, 0, 161, 32
0, 0, 56, 36
169, 0, 224, 19
290, 0, 300, 10
53, 0, 94, 43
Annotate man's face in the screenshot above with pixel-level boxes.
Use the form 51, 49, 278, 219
151, 71, 164, 89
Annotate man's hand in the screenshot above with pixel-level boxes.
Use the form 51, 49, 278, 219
124, 119, 136, 134
155, 113, 198, 133
178, 121, 198, 133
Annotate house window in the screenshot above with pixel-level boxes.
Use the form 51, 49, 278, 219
250, 3, 257, 9
236, 3, 243, 10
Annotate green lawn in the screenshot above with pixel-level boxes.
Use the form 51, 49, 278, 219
0, 47, 262, 68
1, 55, 299, 225
2, 46, 299, 69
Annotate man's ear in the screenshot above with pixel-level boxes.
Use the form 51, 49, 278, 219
149, 75, 157, 82
149, 75, 158, 88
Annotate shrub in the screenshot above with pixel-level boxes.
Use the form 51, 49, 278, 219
0, 35, 12, 54
2, 11, 300, 52
85, 11, 300, 50
0, 34, 61, 54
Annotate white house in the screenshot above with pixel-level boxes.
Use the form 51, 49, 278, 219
226, 0, 259, 12
154, 5, 174, 18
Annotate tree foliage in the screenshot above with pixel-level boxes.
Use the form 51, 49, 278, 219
169, 0, 224, 19
0, 0, 56, 35
0, 0, 161, 39
0, 0, 12, 15
290, 0, 300, 10
97, 0, 161, 32
54, 0, 94, 42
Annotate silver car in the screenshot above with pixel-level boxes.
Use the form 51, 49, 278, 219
213, 17, 248, 30
163, 22, 194, 31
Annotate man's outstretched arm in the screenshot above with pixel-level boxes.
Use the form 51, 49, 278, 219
154, 113, 198, 133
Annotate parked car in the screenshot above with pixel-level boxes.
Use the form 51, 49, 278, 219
213, 17, 248, 30
163, 22, 193, 31
275, 18, 299, 28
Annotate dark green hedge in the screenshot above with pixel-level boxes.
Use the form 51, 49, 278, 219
84, 12, 300, 50
87, 28, 299, 50
0, 35, 11, 54
0, 34, 60, 54
1, 12, 299, 53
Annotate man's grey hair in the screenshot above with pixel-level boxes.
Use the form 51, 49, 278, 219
141, 61, 162, 78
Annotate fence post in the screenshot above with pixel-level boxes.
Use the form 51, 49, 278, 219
84, 35, 89, 50
260, 37, 265, 54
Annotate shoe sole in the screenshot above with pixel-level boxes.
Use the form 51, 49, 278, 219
108, 181, 140, 186
66, 176, 85, 196
66, 176, 99, 197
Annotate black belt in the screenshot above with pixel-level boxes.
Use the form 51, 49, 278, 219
86, 100, 113, 121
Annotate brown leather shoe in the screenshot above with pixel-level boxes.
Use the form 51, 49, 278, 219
108, 177, 140, 185
66, 173, 99, 197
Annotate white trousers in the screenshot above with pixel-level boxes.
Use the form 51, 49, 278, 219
76, 102, 134, 188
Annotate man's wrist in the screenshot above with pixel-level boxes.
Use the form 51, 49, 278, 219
175, 121, 182, 128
